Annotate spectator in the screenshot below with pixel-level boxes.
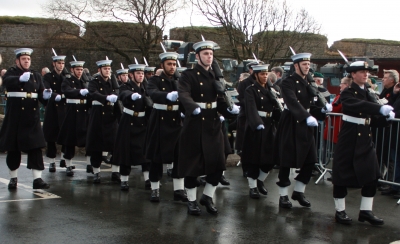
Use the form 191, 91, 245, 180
271, 66, 284, 87
41, 67, 50, 76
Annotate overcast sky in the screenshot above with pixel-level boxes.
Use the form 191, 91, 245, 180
0, 0, 398, 46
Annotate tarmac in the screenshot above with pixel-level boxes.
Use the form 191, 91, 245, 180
0, 153, 399, 244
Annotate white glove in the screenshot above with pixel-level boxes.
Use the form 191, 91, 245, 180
321, 103, 333, 113
55, 95, 61, 102
192, 107, 201, 115
43, 89, 52, 100
256, 124, 265, 130
131, 93, 142, 101
387, 111, 395, 121
19, 72, 30, 82
227, 104, 240, 114
181, 112, 185, 118
219, 116, 225, 123
106, 95, 118, 103
380, 105, 394, 116
80, 89, 89, 96
166, 91, 178, 102
306, 116, 318, 127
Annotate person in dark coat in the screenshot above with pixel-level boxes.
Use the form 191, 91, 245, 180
42, 54, 68, 172
112, 64, 151, 191
0, 48, 52, 189
274, 53, 330, 209
144, 66, 156, 81
57, 60, 91, 176
332, 61, 394, 226
145, 52, 187, 203
313, 72, 331, 102
178, 40, 240, 215
86, 59, 120, 184
241, 64, 281, 199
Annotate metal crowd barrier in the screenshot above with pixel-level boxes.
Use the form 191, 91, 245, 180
314, 112, 400, 205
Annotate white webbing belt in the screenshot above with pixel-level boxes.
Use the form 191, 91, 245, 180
197, 102, 217, 109
153, 103, 179, 111
66, 99, 87, 104
92, 100, 114, 106
123, 107, 145, 117
342, 114, 370, 125
7, 92, 38, 98
258, 111, 273, 117
284, 104, 309, 112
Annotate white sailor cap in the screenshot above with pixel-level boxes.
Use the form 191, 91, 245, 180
346, 61, 372, 73
128, 64, 146, 72
192, 40, 216, 53
291, 53, 312, 63
52, 56, 66, 62
96, 60, 112, 67
159, 52, 178, 62
116, 69, 129, 75
144, 67, 156, 73
14, 48, 33, 57
252, 64, 269, 73
177, 67, 187, 73
70, 61, 85, 67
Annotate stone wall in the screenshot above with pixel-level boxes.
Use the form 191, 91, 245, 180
330, 40, 400, 58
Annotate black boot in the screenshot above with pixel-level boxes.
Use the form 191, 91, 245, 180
121, 181, 129, 191
279, 196, 292, 209
291, 191, 311, 207
358, 210, 384, 225
59, 159, 66, 168
150, 189, 160, 202
66, 167, 74, 177
102, 156, 110, 164
219, 175, 230, 186
249, 188, 260, 199
145, 179, 151, 189
49, 163, 56, 172
33, 178, 50, 189
93, 173, 101, 184
111, 172, 121, 183
8, 177, 18, 189
199, 194, 218, 215
187, 201, 201, 215
86, 165, 94, 174
335, 211, 352, 225
257, 180, 268, 195
174, 190, 189, 202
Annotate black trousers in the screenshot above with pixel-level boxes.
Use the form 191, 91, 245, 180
120, 163, 150, 176
247, 164, 274, 179
90, 151, 113, 168
185, 171, 223, 189
63, 146, 75, 160
333, 180, 378, 198
7, 149, 44, 171
149, 161, 180, 182
276, 163, 314, 187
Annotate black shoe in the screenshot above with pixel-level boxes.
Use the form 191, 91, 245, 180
187, 201, 201, 215
381, 188, 398, 196
8, 177, 17, 189
49, 163, 56, 172
93, 173, 101, 184
378, 185, 390, 191
150, 189, 160, 202
59, 159, 66, 168
102, 156, 110, 164
71, 165, 76, 169
111, 172, 121, 183
199, 177, 206, 187
279, 196, 292, 209
249, 188, 260, 199
257, 180, 268, 195
273, 165, 280, 169
335, 211, 352, 225
242, 171, 248, 178
167, 168, 173, 177
121, 181, 129, 191
358, 210, 384, 225
33, 178, 50, 189
86, 165, 94, 174
291, 191, 311, 207
145, 179, 151, 189
174, 190, 188, 202
199, 194, 218, 215
66, 167, 74, 177
219, 175, 230, 186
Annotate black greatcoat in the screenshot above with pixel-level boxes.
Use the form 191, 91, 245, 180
241, 82, 280, 166
57, 75, 90, 147
0, 66, 46, 151
113, 80, 148, 166
145, 72, 181, 164
42, 70, 67, 142
86, 76, 120, 153
274, 73, 325, 168
177, 64, 230, 177
332, 82, 385, 187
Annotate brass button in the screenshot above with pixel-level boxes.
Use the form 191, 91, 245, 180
296, 81, 299, 83
131, 123, 133, 125
100, 88, 103, 91
162, 79, 164, 81
22, 107, 24, 110
56, 104, 58, 107
161, 117, 164, 120
355, 91, 357, 94
201, 94, 203, 97
102, 112, 105, 115
54, 90, 57, 92
197, 72, 200, 75
132, 105, 135, 108
258, 90, 260, 92
298, 90, 301, 93
21, 88, 23, 91
359, 113, 362, 115
261, 106, 263, 108
77, 110, 79, 112
173, 118, 175, 121
297, 120, 299, 123
261, 97, 263, 100
200, 82, 203, 85
22, 98, 24, 100
202, 117, 205, 120
358, 133, 361, 136
54, 82, 56, 84
33, 108, 36, 111
162, 88, 165, 90
369, 134, 371, 137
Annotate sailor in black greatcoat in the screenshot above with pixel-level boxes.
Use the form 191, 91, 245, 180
274, 53, 330, 209
313, 72, 331, 102
86, 59, 120, 184
178, 40, 239, 215
57, 60, 90, 176
42, 54, 68, 172
0, 48, 52, 189
145, 52, 187, 203
332, 61, 394, 226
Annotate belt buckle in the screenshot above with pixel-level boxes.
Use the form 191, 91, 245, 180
206, 103, 211, 109
134, 111, 138, 117
26, 93, 31, 98
365, 118, 370, 125
80, 99, 84, 104
167, 105, 172, 111
267, 112, 271, 117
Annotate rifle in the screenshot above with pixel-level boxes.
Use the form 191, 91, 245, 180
266, 79, 284, 112
211, 58, 235, 110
